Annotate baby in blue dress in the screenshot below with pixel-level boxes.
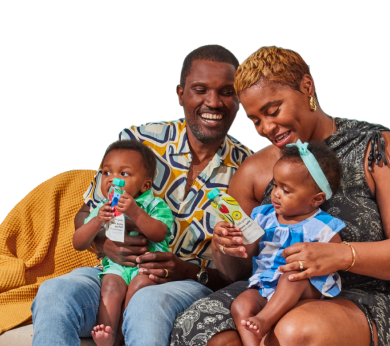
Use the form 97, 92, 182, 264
230, 140, 345, 343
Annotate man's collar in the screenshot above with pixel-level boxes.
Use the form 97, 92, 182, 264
169, 119, 239, 169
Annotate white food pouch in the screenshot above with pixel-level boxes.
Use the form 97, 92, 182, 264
207, 188, 265, 244
105, 177, 126, 242
105, 213, 125, 242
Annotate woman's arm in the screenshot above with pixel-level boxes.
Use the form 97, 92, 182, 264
281, 131, 390, 281
212, 147, 278, 281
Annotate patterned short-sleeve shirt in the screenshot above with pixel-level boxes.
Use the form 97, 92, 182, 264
83, 119, 252, 267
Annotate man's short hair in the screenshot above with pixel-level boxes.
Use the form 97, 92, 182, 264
180, 45, 239, 88
103, 140, 157, 180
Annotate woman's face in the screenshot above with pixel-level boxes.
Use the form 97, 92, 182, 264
239, 79, 316, 148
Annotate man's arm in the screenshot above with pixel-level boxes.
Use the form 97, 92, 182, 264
137, 252, 233, 291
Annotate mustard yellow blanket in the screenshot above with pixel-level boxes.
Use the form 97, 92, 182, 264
0, 170, 99, 334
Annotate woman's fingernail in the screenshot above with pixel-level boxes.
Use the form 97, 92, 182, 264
136, 257, 140, 263
289, 275, 294, 281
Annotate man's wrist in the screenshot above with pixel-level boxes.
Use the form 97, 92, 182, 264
196, 266, 209, 285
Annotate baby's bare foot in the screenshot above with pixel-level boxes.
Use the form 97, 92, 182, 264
241, 316, 271, 340
91, 324, 115, 346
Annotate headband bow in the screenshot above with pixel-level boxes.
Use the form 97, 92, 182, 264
286, 140, 332, 200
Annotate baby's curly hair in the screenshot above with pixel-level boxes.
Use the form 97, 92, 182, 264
103, 140, 157, 180
279, 141, 342, 196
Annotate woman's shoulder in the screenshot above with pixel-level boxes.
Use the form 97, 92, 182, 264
236, 145, 279, 174
335, 117, 389, 135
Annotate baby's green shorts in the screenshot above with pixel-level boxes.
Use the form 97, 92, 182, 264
98, 257, 139, 285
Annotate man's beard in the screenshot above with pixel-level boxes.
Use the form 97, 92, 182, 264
186, 117, 228, 144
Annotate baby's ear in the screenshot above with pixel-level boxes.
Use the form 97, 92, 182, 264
141, 179, 152, 193
312, 192, 326, 208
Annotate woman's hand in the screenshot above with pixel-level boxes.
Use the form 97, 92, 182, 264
212, 221, 247, 258
279, 242, 351, 281
136, 252, 198, 284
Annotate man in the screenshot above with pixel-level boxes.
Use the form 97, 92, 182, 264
31, 45, 252, 346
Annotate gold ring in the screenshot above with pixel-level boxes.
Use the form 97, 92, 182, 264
298, 261, 304, 270
220, 245, 226, 254
164, 269, 169, 278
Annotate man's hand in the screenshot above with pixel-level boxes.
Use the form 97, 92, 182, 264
117, 193, 139, 218
94, 231, 149, 267
137, 252, 198, 284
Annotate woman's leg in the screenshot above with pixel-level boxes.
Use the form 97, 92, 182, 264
31, 267, 101, 346
262, 298, 376, 346
231, 289, 267, 346
170, 281, 248, 346
242, 272, 321, 340
92, 274, 127, 346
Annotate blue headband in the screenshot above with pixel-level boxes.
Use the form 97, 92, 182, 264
286, 140, 332, 200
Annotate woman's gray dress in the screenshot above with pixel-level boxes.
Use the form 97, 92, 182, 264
170, 118, 390, 346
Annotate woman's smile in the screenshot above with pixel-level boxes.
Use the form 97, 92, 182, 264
272, 130, 292, 147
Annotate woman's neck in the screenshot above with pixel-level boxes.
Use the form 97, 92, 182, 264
309, 110, 335, 142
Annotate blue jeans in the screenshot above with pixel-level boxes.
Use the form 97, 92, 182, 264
31, 267, 212, 346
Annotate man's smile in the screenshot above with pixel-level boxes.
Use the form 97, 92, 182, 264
201, 113, 223, 120
199, 112, 224, 125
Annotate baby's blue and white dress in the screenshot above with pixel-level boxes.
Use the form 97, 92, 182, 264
249, 204, 345, 300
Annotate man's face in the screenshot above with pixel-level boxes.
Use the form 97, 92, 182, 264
177, 60, 239, 144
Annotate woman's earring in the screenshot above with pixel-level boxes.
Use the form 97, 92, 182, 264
309, 95, 317, 111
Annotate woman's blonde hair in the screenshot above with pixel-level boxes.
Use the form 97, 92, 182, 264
234, 46, 312, 95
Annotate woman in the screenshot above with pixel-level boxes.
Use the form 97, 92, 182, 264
170, 46, 390, 346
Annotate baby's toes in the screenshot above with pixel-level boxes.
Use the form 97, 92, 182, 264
104, 325, 112, 334
241, 319, 249, 326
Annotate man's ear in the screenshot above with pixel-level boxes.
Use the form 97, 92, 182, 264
177, 85, 184, 106
140, 179, 152, 194
312, 191, 326, 208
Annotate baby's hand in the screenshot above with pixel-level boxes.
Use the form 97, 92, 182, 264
96, 201, 113, 226
214, 221, 242, 237
117, 193, 139, 218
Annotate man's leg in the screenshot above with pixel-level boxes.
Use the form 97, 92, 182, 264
31, 267, 101, 346
122, 279, 213, 346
